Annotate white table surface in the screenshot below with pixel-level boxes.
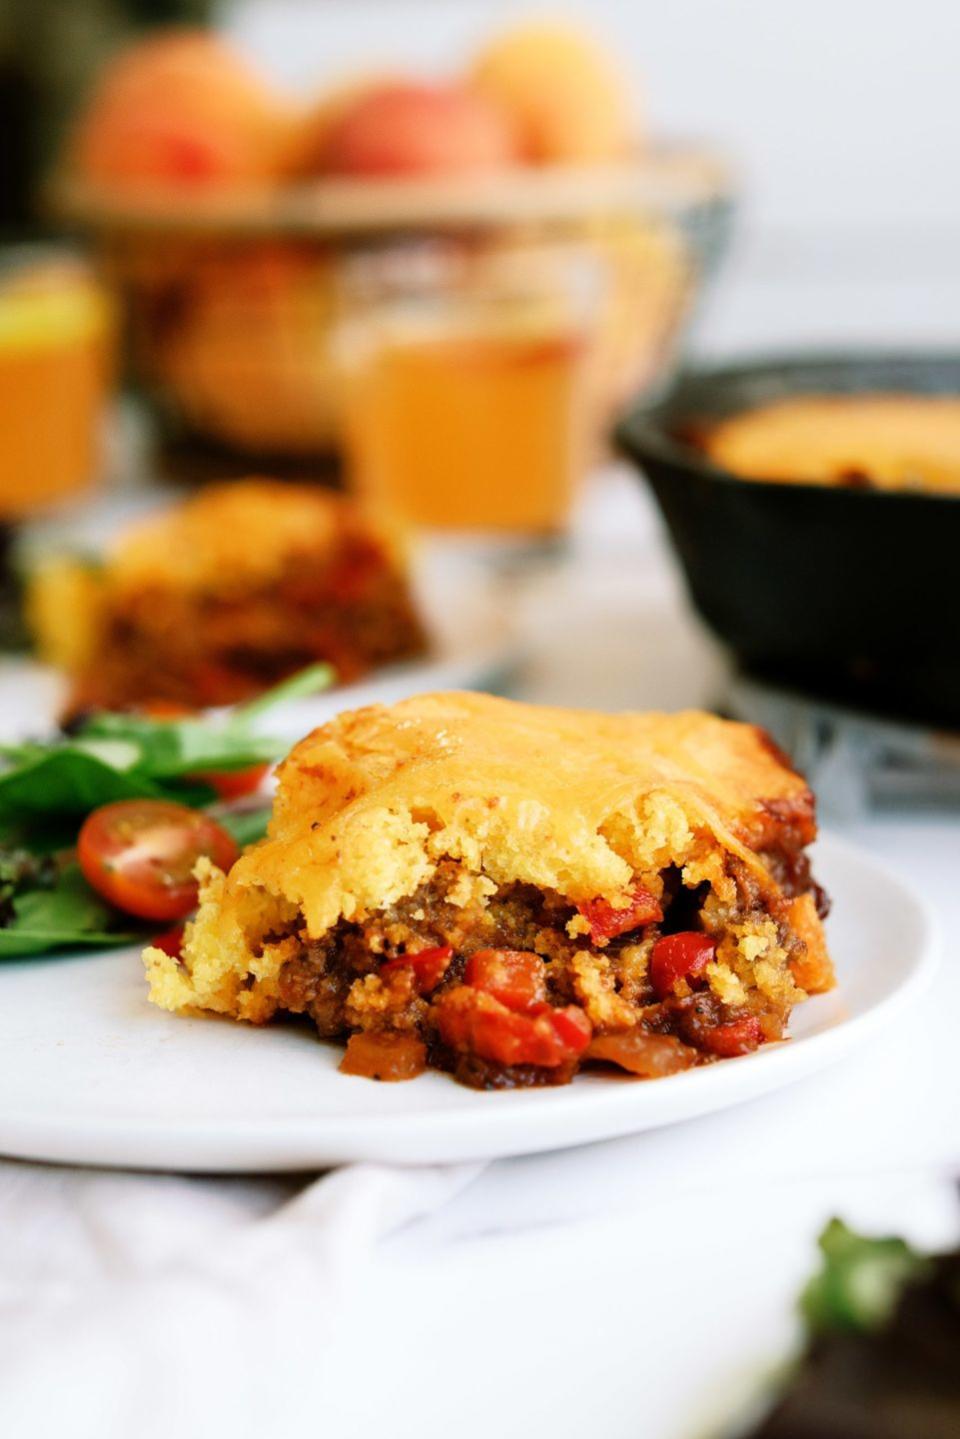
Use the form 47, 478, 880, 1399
3, 284, 959, 1436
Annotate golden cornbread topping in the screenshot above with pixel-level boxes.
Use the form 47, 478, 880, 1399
702, 394, 960, 492
144, 692, 833, 1088
108, 479, 405, 593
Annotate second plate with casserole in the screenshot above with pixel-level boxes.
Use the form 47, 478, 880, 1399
0, 537, 519, 744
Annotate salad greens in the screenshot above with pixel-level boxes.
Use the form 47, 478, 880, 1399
0, 864, 139, 957
0, 663, 333, 827
0, 847, 57, 924
0, 663, 332, 958
744, 1220, 957, 1436
800, 1217, 929, 1336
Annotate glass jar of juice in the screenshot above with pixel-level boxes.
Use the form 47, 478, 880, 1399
0, 249, 114, 519
336, 242, 601, 537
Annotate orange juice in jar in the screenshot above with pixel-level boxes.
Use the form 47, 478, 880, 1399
0, 251, 113, 519
338, 245, 599, 535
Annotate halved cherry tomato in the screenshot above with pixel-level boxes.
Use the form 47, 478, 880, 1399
587, 1029, 697, 1078
191, 764, 270, 801
436, 988, 591, 1069
578, 886, 662, 945
151, 924, 185, 960
649, 932, 716, 998
339, 1031, 427, 1081
380, 945, 453, 995
700, 1017, 763, 1058
77, 799, 239, 922
464, 949, 545, 1011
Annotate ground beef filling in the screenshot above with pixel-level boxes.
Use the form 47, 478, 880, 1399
277, 855, 824, 1090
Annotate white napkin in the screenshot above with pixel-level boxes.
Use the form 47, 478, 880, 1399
5, 1151, 955, 1439
0, 1158, 480, 1439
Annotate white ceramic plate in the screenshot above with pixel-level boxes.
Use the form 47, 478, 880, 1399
0, 541, 518, 744
0, 833, 936, 1172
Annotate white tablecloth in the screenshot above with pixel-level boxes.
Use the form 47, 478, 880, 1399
3, 468, 958, 1439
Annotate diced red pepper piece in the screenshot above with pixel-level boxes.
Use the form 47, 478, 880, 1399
545, 1005, 593, 1053
152, 925, 185, 961
700, 1016, 763, 1058
380, 945, 453, 995
339, 1031, 427, 1081
464, 949, 546, 1011
578, 886, 662, 945
436, 989, 591, 1069
649, 932, 716, 997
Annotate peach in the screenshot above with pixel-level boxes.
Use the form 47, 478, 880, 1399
317, 80, 520, 178
287, 72, 394, 177
70, 29, 296, 188
468, 21, 637, 165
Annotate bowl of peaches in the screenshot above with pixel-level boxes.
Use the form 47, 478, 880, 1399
50, 21, 734, 470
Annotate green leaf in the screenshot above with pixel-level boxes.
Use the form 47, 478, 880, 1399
0, 749, 169, 821
0, 663, 334, 952
800, 1218, 928, 1336
0, 865, 140, 958
216, 804, 272, 849
77, 663, 334, 779
0, 663, 334, 825
228, 662, 335, 724
75, 710, 283, 780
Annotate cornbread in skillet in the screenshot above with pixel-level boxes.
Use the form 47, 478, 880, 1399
30, 479, 428, 715
702, 394, 960, 491
144, 692, 833, 1088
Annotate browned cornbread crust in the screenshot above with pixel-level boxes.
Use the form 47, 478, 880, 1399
145, 692, 834, 1086
702, 394, 960, 492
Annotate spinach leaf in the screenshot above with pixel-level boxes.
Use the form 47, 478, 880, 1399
77, 661, 334, 777
0, 748, 169, 820
216, 804, 272, 849
74, 712, 281, 780
0, 865, 140, 958
0, 846, 57, 923
0, 662, 333, 825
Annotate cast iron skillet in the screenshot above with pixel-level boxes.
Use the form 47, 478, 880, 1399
615, 352, 960, 729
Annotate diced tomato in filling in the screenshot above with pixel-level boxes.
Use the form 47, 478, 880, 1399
649, 932, 716, 997
577, 886, 662, 945
191, 763, 270, 801
464, 949, 545, 1011
339, 1031, 427, 1081
700, 1017, 763, 1058
137, 700, 195, 719
436, 989, 591, 1069
380, 945, 453, 994
587, 1029, 696, 1078
152, 925, 185, 961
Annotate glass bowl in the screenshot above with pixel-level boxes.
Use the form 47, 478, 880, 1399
51, 146, 735, 473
